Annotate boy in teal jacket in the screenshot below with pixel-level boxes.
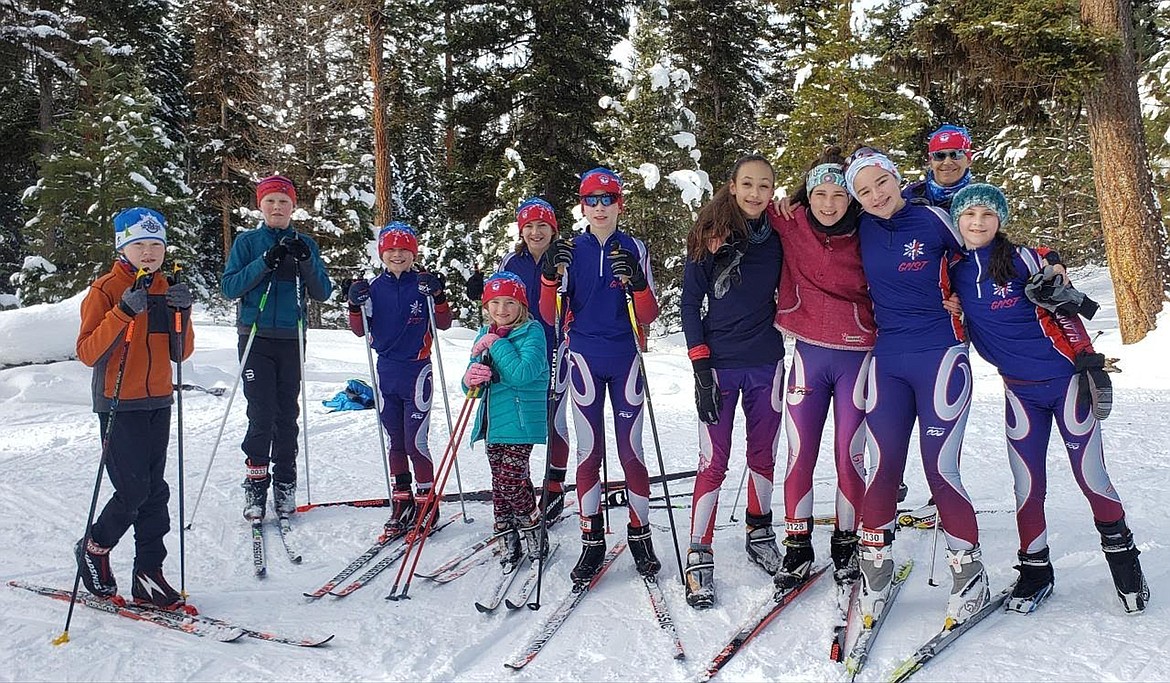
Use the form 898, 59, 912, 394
463, 272, 550, 567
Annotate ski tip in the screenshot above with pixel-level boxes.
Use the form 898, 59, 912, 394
474, 602, 493, 614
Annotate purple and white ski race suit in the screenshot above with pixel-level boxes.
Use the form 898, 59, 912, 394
348, 270, 452, 491
539, 229, 659, 527
951, 243, 1125, 553
858, 203, 978, 551
769, 206, 875, 535
681, 217, 785, 545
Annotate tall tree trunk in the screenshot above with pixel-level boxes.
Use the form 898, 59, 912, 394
444, 9, 454, 171
368, 3, 392, 225
1080, 0, 1166, 343
220, 99, 233, 258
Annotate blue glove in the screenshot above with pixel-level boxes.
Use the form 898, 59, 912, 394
418, 272, 447, 305
348, 280, 371, 306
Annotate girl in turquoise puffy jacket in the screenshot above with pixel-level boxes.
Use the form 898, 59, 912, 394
462, 271, 550, 567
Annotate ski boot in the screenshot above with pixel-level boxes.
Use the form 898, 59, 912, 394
1006, 547, 1055, 614
773, 526, 814, 595
540, 485, 566, 525
132, 567, 190, 612
272, 479, 296, 517
945, 544, 991, 628
518, 511, 549, 561
745, 512, 782, 575
75, 537, 117, 599
897, 481, 908, 504
685, 545, 716, 609
858, 528, 896, 628
497, 524, 524, 571
830, 529, 860, 585
404, 488, 438, 542
628, 523, 661, 576
381, 484, 417, 540
242, 464, 270, 522
570, 514, 607, 584
1097, 518, 1149, 613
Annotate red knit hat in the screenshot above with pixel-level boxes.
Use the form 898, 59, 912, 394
256, 175, 297, 204
517, 198, 558, 231
378, 222, 418, 256
927, 125, 972, 154
482, 271, 528, 308
578, 167, 623, 198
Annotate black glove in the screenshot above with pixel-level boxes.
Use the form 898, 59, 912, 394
283, 236, 312, 261
165, 282, 192, 310
1024, 266, 1099, 320
119, 286, 148, 317
693, 361, 721, 424
1075, 352, 1113, 420
610, 247, 648, 292
417, 272, 447, 305
348, 279, 371, 307
541, 238, 574, 280
263, 242, 288, 270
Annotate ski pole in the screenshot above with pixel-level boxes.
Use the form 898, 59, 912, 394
927, 511, 942, 587
624, 286, 686, 586
385, 387, 481, 600
355, 275, 393, 501
727, 465, 749, 523
168, 265, 188, 599
187, 277, 274, 528
426, 293, 472, 523
56, 267, 149, 646
294, 267, 312, 504
531, 281, 566, 610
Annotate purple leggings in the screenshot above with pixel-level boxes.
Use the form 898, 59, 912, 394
568, 350, 651, 526
783, 341, 869, 533
1004, 375, 1125, 553
690, 362, 785, 545
863, 344, 975, 549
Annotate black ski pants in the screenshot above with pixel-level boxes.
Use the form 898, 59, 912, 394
90, 407, 172, 571
238, 335, 301, 485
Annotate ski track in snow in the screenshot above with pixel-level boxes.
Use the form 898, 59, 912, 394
1, 266, 1168, 681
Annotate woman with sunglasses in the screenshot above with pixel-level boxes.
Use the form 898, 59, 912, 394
766, 147, 874, 607
902, 124, 976, 210
844, 147, 988, 632
678, 154, 786, 608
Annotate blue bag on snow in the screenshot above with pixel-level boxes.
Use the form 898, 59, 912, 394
322, 379, 376, 412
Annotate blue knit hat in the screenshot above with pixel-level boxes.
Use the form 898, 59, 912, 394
378, 221, 418, 256
950, 183, 1009, 227
113, 207, 167, 250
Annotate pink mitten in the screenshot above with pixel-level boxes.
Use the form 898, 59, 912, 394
470, 333, 500, 357
463, 362, 493, 387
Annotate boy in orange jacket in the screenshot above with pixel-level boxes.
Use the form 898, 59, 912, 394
75, 207, 194, 609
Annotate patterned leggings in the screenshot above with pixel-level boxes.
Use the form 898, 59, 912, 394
487, 443, 537, 528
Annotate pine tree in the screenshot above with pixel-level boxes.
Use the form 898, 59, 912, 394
18, 42, 192, 303
607, 0, 711, 329
186, 0, 262, 290
667, 0, 766, 177
772, 0, 930, 191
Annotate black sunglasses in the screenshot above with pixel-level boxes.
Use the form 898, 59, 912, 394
581, 193, 620, 207
930, 150, 966, 162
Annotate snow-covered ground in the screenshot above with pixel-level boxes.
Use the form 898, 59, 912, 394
0, 266, 1166, 682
